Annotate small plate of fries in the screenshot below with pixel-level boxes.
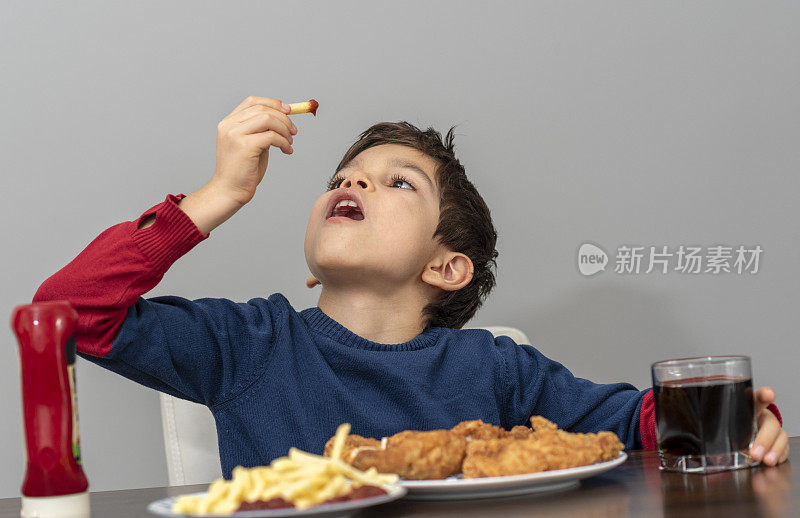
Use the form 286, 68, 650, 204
147, 424, 406, 517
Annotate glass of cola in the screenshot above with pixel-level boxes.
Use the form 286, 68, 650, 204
652, 355, 758, 473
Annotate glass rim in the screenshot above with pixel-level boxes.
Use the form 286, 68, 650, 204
651, 355, 751, 369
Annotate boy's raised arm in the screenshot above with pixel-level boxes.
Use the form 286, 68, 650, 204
32, 96, 300, 406
33, 193, 207, 357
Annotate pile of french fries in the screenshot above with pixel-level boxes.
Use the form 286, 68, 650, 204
171, 424, 398, 515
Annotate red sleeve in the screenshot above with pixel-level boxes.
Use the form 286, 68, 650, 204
32, 194, 208, 357
639, 389, 658, 450
767, 403, 782, 427
638, 389, 783, 450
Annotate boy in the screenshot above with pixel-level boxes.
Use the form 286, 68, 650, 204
33, 96, 788, 479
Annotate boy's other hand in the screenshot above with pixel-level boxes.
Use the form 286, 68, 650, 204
211, 96, 298, 206
749, 386, 789, 466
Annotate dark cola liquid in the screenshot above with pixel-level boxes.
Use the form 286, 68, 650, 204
654, 376, 754, 456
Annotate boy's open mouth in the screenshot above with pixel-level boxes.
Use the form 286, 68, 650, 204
325, 189, 365, 221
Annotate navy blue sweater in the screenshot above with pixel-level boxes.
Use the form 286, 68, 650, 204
81, 292, 647, 479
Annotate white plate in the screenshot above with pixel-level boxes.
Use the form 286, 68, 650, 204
147, 484, 406, 518
400, 451, 628, 500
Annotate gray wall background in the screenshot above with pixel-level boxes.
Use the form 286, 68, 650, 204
1, 0, 797, 498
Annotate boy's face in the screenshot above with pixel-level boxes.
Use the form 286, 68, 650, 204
304, 144, 443, 289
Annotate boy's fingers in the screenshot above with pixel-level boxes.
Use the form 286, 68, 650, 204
755, 386, 775, 404
754, 386, 776, 413
750, 412, 781, 461
237, 111, 294, 144
764, 432, 789, 466
231, 96, 289, 116
246, 130, 293, 155
232, 104, 296, 133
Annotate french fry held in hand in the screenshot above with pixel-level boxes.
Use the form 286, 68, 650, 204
288, 99, 319, 116
171, 423, 398, 515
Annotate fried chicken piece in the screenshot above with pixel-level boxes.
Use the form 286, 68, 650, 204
508, 425, 533, 439
365, 429, 467, 479
462, 416, 624, 478
450, 420, 508, 441
451, 419, 534, 441
526, 416, 623, 467
325, 429, 467, 480
462, 438, 550, 477
529, 415, 558, 432
323, 434, 381, 463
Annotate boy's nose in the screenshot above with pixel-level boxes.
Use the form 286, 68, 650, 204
340, 171, 370, 190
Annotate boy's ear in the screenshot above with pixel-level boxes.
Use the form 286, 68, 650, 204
305, 275, 320, 289
422, 252, 473, 291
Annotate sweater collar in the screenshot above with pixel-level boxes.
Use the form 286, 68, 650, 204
300, 306, 442, 351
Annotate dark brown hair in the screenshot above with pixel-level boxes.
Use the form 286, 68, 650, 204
332, 122, 499, 329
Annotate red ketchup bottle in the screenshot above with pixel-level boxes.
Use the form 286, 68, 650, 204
12, 301, 90, 517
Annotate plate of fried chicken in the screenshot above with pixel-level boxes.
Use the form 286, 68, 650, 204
324, 416, 627, 500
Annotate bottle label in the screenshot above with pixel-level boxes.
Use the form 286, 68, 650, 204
66, 337, 82, 465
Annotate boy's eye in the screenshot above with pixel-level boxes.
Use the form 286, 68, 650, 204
327, 175, 344, 191
390, 174, 414, 190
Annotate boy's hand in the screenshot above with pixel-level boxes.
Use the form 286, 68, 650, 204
749, 387, 789, 466
211, 96, 298, 206
143, 96, 299, 234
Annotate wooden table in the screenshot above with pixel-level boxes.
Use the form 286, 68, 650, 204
1, 438, 796, 518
